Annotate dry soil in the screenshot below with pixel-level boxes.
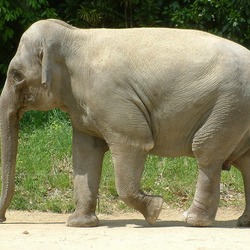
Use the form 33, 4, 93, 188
0, 205, 249, 250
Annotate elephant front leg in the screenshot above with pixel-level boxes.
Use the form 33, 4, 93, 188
67, 129, 107, 227
111, 145, 164, 225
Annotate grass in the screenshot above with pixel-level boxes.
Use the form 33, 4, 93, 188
13, 110, 74, 212
0, 110, 245, 214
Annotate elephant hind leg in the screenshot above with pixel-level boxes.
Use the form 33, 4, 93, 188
233, 150, 250, 227
111, 145, 164, 225
183, 160, 222, 226
186, 107, 249, 226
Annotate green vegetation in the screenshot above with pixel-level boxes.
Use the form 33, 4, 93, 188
2, 110, 243, 213
12, 110, 74, 212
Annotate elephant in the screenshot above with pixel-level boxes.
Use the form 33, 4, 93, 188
1, 19, 250, 228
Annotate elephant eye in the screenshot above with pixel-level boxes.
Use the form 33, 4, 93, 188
12, 70, 25, 83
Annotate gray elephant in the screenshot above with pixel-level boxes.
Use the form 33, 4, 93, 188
1, 19, 250, 227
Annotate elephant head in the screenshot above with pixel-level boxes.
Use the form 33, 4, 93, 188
0, 20, 71, 221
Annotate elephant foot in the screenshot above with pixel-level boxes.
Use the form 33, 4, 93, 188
66, 211, 99, 227
183, 205, 215, 227
237, 213, 250, 227
142, 196, 164, 225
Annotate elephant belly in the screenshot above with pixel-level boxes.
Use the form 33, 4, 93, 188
148, 111, 207, 158
150, 133, 194, 157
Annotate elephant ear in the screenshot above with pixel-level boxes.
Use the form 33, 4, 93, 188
40, 38, 52, 91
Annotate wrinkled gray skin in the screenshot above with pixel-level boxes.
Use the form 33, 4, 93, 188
1, 19, 250, 227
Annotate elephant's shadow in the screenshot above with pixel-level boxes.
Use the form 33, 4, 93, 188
3, 218, 240, 228
100, 218, 240, 228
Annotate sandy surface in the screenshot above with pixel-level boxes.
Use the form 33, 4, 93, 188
0, 206, 249, 250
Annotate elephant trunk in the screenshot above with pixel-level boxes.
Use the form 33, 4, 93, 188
0, 87, 19, 222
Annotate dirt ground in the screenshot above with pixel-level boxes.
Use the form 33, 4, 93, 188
1, 205, 250, 250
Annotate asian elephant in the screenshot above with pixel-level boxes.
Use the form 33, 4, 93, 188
1, 19, 250, 227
